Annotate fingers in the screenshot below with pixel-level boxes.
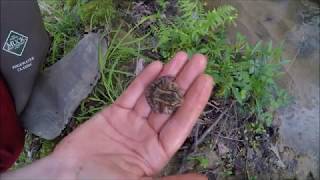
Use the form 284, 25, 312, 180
159, 74, 214, 157
133, 51, 189, 118
148, 54, 207, 131
158, 51, 189, 77
114, 61, 163, 109
175, 54, 207, 93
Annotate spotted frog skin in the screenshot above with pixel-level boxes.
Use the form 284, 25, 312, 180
145, 76, 183, 114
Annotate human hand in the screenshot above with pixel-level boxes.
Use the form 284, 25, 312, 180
53, 52, 214, 179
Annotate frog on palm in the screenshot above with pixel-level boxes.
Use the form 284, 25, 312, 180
146, 76, 184, 114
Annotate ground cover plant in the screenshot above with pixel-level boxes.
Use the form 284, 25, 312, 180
15, 0, 288, 178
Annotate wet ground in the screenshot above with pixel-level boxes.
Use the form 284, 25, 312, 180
206, 0, 319, 179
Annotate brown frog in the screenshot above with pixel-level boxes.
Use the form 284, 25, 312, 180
145, 76, 183, 114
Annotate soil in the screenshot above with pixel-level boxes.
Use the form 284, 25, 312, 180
159, 96, 284, 179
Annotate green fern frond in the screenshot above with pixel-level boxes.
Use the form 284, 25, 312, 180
154, 0, 237, 59
205, 5, 237, 30
178, 0, 204, 20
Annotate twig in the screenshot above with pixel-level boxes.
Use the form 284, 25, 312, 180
207, 102, 220, 110
206, 102, 233, 119
196, 119, 207, 125
269, 144, 286, 168
202, 117, 214, 123
210, 99, 220, 106
212, 101, 236, 149
202, 109, 214, 115
194, 101, 235, 148
193, 122, 200, 151
212, 114, 228, 149
215, 134, 244, 142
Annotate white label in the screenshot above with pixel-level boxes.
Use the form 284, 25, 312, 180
2, 30, 28, 56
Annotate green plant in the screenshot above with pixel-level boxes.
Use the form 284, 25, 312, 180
11, 135, 33, 169
247, 122, 266, 135
153, 0, 288, 126
223, 169, 233, 177
156, 0, 169, 11
75, 19, 151, 122
41, 0, 116, 66
153, 0, 237, 59
12, 134, 55, 169
249, 175, 257, 180
214, 35, 289, 126
188, 156, 209, 169
77, 0, 115, 28
39, 139, 55, 158
41, 0, 82, 65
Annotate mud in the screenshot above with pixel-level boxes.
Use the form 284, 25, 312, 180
206, 0, 320, 179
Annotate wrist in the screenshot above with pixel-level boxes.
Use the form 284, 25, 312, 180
47, 151, 80, 179
0, 152, 79, 180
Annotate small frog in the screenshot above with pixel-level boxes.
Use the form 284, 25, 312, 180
145, 76, 183, 114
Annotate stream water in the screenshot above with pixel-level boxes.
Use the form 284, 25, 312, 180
206, 0, 319, 178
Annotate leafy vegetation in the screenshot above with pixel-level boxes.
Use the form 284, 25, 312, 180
40, 0, 82, 66
12, 135, 55, 169
40, 0, 115, 66
152, 0, 288, 126
188, 156, 210, 169
75, 21, 151, 122
154, 2, 236, 59
67, 0, 115, 27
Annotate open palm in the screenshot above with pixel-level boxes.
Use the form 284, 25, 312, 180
53, 52, 213, 179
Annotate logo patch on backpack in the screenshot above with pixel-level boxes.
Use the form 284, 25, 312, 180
2, 30, 28, 56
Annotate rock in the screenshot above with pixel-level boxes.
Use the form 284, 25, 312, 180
21, 33, 107, 140
277, 100, 320, 179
